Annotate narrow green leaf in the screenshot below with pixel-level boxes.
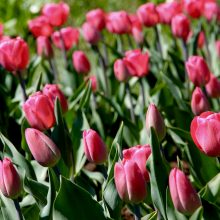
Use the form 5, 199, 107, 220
189, 207, 203, 220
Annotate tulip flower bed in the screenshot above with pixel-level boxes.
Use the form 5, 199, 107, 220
1, 0, 220, 219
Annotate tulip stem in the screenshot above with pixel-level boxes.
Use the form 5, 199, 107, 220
126, 83, 135, 123
139, 78, 145, 110
53, 166, 61, 183
127, 34, 134, 49
204, 29, 212, 70
133, 205, 141, 220
101, 33, 109, 67
17, 71, 28, 101
13, 199, 23, 220
59, 31, 68, 69
154, 26, 163, 59
48, 58, 58, 83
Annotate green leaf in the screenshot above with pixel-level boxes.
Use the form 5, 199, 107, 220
78, 80, 92, 109
141, 211, 158, 220
189, 207, 203, 220
23, 204, 40, 220
53, 177, 106, 220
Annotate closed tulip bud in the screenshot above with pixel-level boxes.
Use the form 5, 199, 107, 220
171, 14, 190, 42
0, 158, 22, 198
42, 2, 69, 27
83, 129, 107, 164
86, 8, 106, 31
169, 168, 201, 214
28, 16, 53, 37
137, 3, 159, 27
186, 56, 211, 87
42, 84, 68, 113
23, 92, 55, 131
123, 145, 151, 182
52, 27, 79, 51
114, 59, 130, 82
215, 40, 220, 57
203, 2, 219, 21
197, 31, 205, 49
72, 51, 91, 74
123, 49, 150, 77
184, 0, 203, 18
191, 111, 220, 156
191, 87, 210, 115
106, 11, 131, 35
114, 159, 147, 203
205, 73, 220, 98
87, 75, 97, 92
25, 128, 61, 167
146, 104, 166, 141
0, 37, 29, 72
82, 22, 101, 45
36, 36, 53, 58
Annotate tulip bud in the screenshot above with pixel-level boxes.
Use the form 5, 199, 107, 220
42, 2, 69, 27
72, 51, 91, 74
25, 128, 61, 167
197, 31, 205, 49
52, 27, 79, 51
171, 14, 190, 42
82, 22, 101, 45
191, 87, 210, 115
23, 92, 55, 131
36, 36, 53, 58
185, 56, 211, 87
169, 168, 201, 214
191, 111, 220, 157
86, 8, 106, 31
88, 75, 97, 92
123, 145, 151, 182
205, 73, 220, 98
184, 0, 203, 18
83, 129, 107, 164
0, 37, 29, 72
114, 59, 130, 82
203, 2, 218, 21
28, 16, 53, 37
0, 158, 22, 198
114, 159, 147, 203
137, 3, 159, 27
215, 40, 220, 58
146, 104, 166, 141
42, 84, 68, 113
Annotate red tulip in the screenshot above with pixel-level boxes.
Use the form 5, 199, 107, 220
0, 158, 22, 198
191, 111, 220, 156
25, 128, 61, 167
203, 2, 219, 21
86, 8, 106, 31
106, 11, 131, 34
82, 22, 101, 45
83, 129, 107, 164
123, 49, 150, 77
123, 145, 151, 182
205, 73, 220, 98
114, 59, 130, 82
42, 84, 68, 113
114, 158, 147, 203
171, 14, 190, 42
36, 36, 53, 58
197, 31, 205, 48
88, 75, 97, 92
215, 40, 220, 57
169, 168, 201, 214
0, 37, 29, 72
183, 0, 203, 18
146, 104, 166, 141
28, 16, 53, 37
186, 56, 211, 87
42, 2, 69, 26
191, 87, 210, 115
52, 27, 79, 51
137, 3, 159, 27
72, 51, 91, 74
157, 2, 182, 25
23, 92, 55, 131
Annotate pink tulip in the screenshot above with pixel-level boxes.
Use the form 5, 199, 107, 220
83, 129, 107, 164
191, 111, 220, 156
82, 22, 101, 45
123, 145, 151, 182
0, 158, 22, 198
23, 91, 55, 131
72, 51, 91, 74
146, 104, 166, 141
191, 87, 210, 115
52, 27, 79, 51
86, 8, 106, 31
88, 75, 97, 92
137, 3, 159, 27
205, 73, 220, 98
169, 168, 201, 214
203, 2, 219, 21
25, 128, 61, 167
114, 59, 130, 82
216, 40, 220, 57
28, 16, 53, 37
0, 37, 29, 72
42, 2, 69, 26
36, 36, 53, 58
185, 56, 211, 87
183, 0, 203, 18
42, 84, 68, 113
